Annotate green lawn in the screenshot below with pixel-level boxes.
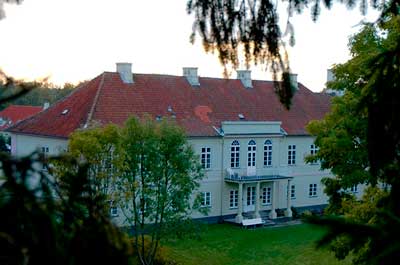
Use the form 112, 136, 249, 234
163, 223, 351, 265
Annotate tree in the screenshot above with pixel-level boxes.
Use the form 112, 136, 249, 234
53, 124, 122, 207
0, 80, 76, 110
54, 117, 204, 265
116, 117, 203, 265
305, 16, 400, 264
0, 152, 135, 265
187, 0, 400, 108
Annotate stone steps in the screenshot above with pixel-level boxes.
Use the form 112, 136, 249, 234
242, 210, 275, 226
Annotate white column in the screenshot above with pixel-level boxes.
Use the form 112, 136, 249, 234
236, 182, 243, 223
285, 179, 293, 217
254, 182, 261, 218
269, 181, 277, 219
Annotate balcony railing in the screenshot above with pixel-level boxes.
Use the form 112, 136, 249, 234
225, 168, 291, 182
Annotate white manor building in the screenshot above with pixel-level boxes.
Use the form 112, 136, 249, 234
8, 63, 351, 224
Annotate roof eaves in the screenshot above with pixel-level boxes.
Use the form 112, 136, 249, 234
8, 131, 69, 140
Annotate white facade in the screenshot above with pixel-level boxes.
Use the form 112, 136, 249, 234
187, 123, 334, 222
10, 120, 340, 223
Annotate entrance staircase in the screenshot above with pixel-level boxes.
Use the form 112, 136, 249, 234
242, 210, 275, 226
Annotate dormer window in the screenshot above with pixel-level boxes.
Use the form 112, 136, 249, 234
61, 109, 69, 115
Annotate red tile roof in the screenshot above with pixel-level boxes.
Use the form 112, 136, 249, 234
0, 105, 43, 131
7, 72, 331, 138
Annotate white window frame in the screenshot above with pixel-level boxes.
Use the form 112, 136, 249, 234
262, 186, 272, 205
230, 140, 240, 168
288, 145, 296, 165
41, 146, 50, 170
263, 140, 272, 167
247, 140, 256, 167
309, 183, 318, 197
310, 144, 319, 164
310, 144, 318, 155
290, 184, 296, 199
229, 190, 238, 209
201, 147, 211, 169
201, 191, 211, 207
246, 186, 256, 206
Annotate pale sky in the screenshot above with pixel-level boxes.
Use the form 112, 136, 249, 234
0, 0, 379, 91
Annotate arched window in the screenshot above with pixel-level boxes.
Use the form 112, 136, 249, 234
247, 140, 256, 167
230, 140, 240, 168
263, 140, 272, 166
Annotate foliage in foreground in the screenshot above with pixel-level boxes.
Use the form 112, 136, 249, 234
0, 153, 134, 265
187, 0, 400, 108
306, 15, 400, 265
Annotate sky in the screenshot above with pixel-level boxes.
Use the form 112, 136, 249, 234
0, 0, 379, 92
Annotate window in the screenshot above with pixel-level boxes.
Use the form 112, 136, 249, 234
109, 201, 118, 217
309, 184, 317, 197
41, 146, 49, 154
229, 190, 238, 208
230, 140, 240, 168
290, 185, 296, 199
310, 144, 319, 164
263, 140, 272, 167
350, 185, 358, 193
110, 206, 118, 217
247, 186, 255, 206
41, 146, 49, 170
201, 147, 211, 169
201, 192, 211, 207
247, 140, 256, 167
310, 144, 318, 155
288, 145, 296, 165
262, 187, 272, 204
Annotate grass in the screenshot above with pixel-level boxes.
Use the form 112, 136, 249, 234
163, 223, 351, 265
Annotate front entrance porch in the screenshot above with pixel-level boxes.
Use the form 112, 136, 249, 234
225, 174, 293, 224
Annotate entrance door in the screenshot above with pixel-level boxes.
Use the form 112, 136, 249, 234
247, 140, 256, 176
244, 186, 255, 212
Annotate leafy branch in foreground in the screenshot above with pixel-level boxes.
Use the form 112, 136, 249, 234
0, 152, 134, 265
305, 15, 400, 265
187, 0, 400, 108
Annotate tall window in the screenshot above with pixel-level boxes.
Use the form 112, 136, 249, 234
201, 192, 211, 207
263, 140, 272, 167
288, 145, 296, 165
41, 146, 49, 170
290, 185, 296, 199
247, 140, 256, 167
201, 147, 211, 169
262, 187, 272, 204
230, 140, 240, 168
309, 184, 317, 197
350, 185, 358, 193
229, 190, 238, 208
310, 144, 319, 164
247, 186, 255, 205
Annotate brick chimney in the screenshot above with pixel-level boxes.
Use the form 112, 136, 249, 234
237, 70, 252, 88
183, 67, 200, 86
116, 62, 134, 84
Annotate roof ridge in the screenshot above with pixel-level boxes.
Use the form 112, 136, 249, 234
84, 72, 106, 128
